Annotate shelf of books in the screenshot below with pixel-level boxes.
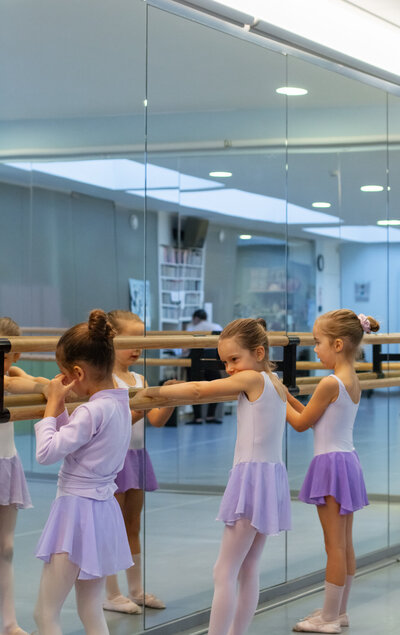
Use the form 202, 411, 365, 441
159, 245, 204, 330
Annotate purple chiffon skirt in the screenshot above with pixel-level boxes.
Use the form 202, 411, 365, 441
115, 448, 158, 493
299, 450, 369, 515
217, 461, 291, 535
0, 454, 32, 509
35, 495, 133, 579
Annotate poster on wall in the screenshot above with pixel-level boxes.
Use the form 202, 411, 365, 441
355, 282, 370, 302
129, 278, 151, 328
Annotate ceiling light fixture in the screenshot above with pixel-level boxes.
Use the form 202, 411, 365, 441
377, 219, 400, 226
276, 86, 308, 96
360, 185, 384, 192
209, 171, 232, 178
239, 234, 252, 239
312, 202, 331, 208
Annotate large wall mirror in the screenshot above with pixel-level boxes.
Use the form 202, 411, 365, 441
0, 0, 398, 633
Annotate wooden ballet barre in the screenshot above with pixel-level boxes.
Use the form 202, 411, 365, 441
8, 392, 234, 422
296, 370, 400, 386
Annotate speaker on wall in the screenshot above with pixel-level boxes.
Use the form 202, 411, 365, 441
172, 217, 209, 248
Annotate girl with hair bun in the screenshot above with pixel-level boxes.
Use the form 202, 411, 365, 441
139, 317, 291, 635
33, 310, 133, 635
287, 309, 379, 634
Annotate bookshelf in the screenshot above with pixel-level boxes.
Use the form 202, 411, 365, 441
159, 245, 204, 329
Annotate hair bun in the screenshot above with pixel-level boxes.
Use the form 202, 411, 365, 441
366, 316, 380, 333
255, 317, 267, 330
88, 309, 115, 340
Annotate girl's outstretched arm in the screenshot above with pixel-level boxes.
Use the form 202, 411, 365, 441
5, 374, 49, 395
287, 391, 305, 413
136, 370, 263, 407
286, 376, 339, 432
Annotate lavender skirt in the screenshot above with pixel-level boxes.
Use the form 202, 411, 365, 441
115, 448, 158, 493
299, 450, 369, 515
217, 461, 291, 535
0, 454, 32, 509
35, 495, 133, 579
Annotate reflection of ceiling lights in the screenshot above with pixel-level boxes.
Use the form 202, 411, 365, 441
276, 86, 308, 96
209, 171, 232, 178
312, 202, 331, 208
377, 219, 400, 226
304, 225, 400, 243
360, 185, 384, 192
239, 234, 252, 239
4, 160, 339, 225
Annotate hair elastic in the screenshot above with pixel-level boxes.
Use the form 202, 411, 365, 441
358, 313, 371, 334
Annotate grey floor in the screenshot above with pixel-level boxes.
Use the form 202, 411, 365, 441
11, 389, 400, 634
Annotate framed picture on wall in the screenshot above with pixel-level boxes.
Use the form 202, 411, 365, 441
129, 278, 151, 328
355, 282, 370, 302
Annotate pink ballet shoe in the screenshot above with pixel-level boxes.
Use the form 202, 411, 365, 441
103, 593, 142, 614
130, 592, 166, 609
293, 613, 341, 633
301, 609, 349, 627
6, 628, 30, 635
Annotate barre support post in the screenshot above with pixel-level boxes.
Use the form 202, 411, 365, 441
0, 338, 11, 424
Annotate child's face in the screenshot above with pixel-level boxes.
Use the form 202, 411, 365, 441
114, 319, 144, 369
218, 337, 265, 375
313, 322, 338, 368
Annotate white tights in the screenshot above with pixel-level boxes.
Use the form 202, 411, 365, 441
0, 504, 19, 634
208, 518, 267, 635
34, 553, 109, 635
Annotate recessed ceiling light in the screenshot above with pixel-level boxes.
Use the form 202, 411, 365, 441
312, 202, 331, 208
360, 185, 384, 192
377, 219, 400, 226
209, 171, 232, 178
276, 86, 308, 96
239, 234, 252, 240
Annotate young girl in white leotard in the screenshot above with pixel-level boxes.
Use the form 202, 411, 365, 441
139, 318, 291, 635
103, 310, 176, 614
287, 310, 378, 634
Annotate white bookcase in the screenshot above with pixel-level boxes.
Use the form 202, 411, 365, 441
159, 245, 204, 330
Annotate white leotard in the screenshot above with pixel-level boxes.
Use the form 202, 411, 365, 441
0, 387, 17, 458
113, 372, 144, 450
313, 375, 359, 456
233, 372, 286, 466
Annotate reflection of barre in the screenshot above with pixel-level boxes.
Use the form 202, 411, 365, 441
8, 332, 400, 353
296, 371, 400, 385
297, 361, 400, 371
19, 354, 191, 367
21, 327, 216, 336
7, 376, 400, 421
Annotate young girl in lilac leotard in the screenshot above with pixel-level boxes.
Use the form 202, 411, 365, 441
139, 318, 291, 635
287, 310, 378, 634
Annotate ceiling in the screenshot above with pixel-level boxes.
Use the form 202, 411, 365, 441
0, 0, 399, 243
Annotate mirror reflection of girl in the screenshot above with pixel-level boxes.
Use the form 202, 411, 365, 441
103, 311, 176, 614
139, 318, 291, 635
287, 310, 378, 634
0, 316, 49, 635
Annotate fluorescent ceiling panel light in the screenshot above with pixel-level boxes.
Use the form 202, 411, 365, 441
209, 171, 232, 177
239, 234, 252, 239
5, 161, 339, 225
360, 185, 384, 192
6, 160, 224, 192
215, 0, 400, 76
145, 188, 339, 224
312, 202, 331, 208
276, 86, 308, 96
377, 219, 400, 226
304, 225, 400, 243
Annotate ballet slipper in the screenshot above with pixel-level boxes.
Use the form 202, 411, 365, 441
6, 628, 30, 635
103, 593, 142, 614
130, 592, 166, 609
